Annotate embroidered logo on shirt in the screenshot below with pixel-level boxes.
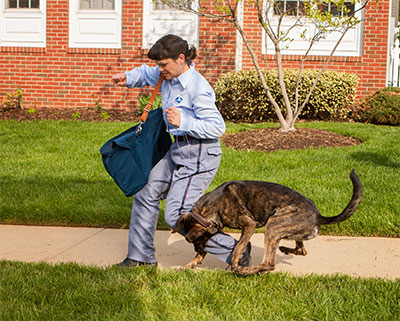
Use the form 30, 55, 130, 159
174, 96, 183, 104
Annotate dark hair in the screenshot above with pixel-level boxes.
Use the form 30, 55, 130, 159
148, 34, 197, 65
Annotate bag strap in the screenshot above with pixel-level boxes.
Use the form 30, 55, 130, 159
139, 74, 165, 123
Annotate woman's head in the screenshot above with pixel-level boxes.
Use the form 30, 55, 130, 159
148, 34, 197, 65
148, 35, 197, 80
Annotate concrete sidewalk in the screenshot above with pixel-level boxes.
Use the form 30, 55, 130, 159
1, 224, 399, 280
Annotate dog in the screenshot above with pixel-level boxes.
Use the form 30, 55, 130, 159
173, 170, 362, 275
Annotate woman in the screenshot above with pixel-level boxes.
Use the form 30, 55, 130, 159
112, 34, 250, 267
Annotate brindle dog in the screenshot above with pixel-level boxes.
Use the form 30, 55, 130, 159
173, 170, 362, 276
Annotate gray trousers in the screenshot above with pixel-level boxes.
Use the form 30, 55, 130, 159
127, 137, 237, 264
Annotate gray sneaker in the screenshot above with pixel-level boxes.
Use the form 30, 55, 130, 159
238, 242, 252, 267
115, 258, 157, 268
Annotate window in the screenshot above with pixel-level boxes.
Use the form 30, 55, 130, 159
273, 0, 305, 17
153, 0, 170, 11
69, 0, 122, 48
273, 0, 355, 17
7, 0, 39, 8
264, 0, 363, 56
152, 0, 193, 11
79, 0, 114, 10
317, 1, 355, 17
143, 0, 199, 49
0, 0, 46, 47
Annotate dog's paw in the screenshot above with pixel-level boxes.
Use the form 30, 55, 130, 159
279, 246, 291, 255
181, 264, 197, 270
236, 264, 275, 276
279, 246, 307, 256
226, 265, 242, 273
226, 264, 234, 272
229, 265, 249, 276
177, 266, 188, 271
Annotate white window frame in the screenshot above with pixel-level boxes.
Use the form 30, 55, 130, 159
143, 0, 199, 49
262, 0, 364, 56
0, 0, 46, 47
69, 0, 122, 49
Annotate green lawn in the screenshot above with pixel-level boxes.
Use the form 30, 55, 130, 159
1, 261, 399, 321
1, 119, 399, 320
0, 120, 399, 237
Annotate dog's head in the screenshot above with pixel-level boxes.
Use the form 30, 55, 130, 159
172, 211, 220, 244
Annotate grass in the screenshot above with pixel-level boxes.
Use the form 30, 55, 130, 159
0, 120, 399, 237
1, 260, 399, 321
1, 120, 399, 320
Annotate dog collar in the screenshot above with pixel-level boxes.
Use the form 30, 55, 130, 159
190, 211, 213, 229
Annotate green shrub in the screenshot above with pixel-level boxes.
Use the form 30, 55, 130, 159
100, 111, 110, 119
1, 86, 23, 111
214, 69, 359, 122
138, 93, 161, 115
71, 112, 81, 120
354, 87, 400, 125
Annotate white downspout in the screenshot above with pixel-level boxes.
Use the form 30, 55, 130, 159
392, 34, 400, 86
235, 0, 244, 71
386, 0, 399, 86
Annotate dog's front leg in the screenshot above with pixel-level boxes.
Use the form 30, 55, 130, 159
181, 252, 207, 270
230, 219, 256, 272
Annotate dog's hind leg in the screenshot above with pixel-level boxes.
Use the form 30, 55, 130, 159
279, 240, 307, 256
238, 207, 300, 276
237, 231, 278, 276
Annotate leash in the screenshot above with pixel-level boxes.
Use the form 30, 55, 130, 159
136, 74, 165, 134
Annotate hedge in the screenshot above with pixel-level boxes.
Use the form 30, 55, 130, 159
353, 87, 400, 126
215, 69, 359, 122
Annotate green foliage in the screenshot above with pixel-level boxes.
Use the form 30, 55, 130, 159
215, 69, 359, 122
91, 93, 103, 111
100, 111, 110, 119
27, 108, 36, 115
138, 93, 162, 115
71, 112, 81, 120
1, 86, 23, 110
354, 87, 400, 125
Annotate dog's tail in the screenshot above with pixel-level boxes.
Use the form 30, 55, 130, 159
318, 170, 362, 226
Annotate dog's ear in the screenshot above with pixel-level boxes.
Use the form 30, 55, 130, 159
172, 212, 191, 233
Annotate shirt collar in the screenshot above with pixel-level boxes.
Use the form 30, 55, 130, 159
175, 65, 194, 89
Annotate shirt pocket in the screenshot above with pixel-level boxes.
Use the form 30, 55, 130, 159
207, 146, 222, 157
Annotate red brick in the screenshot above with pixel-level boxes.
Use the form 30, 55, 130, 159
0, 0, 391, 110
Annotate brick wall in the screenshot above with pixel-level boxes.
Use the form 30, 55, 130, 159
0, 0, 237, 111
0, 0, 391, 111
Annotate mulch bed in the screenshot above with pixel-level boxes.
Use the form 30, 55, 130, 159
0, 107, 139, 122
222, 127, 361, 152
0, 107, 361, 152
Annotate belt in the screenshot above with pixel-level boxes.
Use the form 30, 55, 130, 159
175, 135, 198, 143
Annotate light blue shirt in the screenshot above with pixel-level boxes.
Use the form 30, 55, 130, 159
125, 64, 226, 139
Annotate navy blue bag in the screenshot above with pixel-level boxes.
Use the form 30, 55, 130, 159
100, 108, 171, 196
100, 75, 171, 196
